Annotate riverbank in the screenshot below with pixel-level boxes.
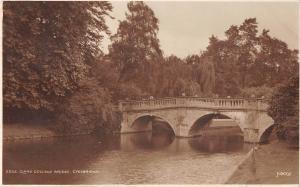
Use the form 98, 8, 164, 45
226, 140, 299, 184
3, 123, 92, 141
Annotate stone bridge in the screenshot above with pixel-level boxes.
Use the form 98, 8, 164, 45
118, 97, 274, 143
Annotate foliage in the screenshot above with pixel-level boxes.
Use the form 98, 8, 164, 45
3, 1, 112, 111
153, 56, 202, 97
205, 18, 298, 96
89, 57, 120, 99
55, 78, 120, 134
109, 1, 162, 85
109, 11, 298, 101
268, 74, 299, 140
196, 56, 216, 95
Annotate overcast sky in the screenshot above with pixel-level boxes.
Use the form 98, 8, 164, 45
102, 1, 299, 58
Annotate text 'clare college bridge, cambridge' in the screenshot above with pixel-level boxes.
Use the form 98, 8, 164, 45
117, 97, 274, 143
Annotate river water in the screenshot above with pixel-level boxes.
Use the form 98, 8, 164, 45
3, 131, 251, 184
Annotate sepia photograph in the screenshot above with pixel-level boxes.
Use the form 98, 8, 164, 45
2, 0, 299, 185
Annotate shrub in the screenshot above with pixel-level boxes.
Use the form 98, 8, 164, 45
54, 78, 120, 135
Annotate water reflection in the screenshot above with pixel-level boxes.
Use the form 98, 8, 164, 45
189, 135, 244, 153
4, 130, 247, 184
127, 131, 175, 150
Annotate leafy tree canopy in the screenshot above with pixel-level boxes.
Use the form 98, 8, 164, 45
109, 1, 162, 83
204, 18, 298, 96
3, 1, 112, 111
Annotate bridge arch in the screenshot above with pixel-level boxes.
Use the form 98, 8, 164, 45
129, 113, 176, 135
257, 113, 275, 143
188, 113, 243, 137
259, 124, 275, 143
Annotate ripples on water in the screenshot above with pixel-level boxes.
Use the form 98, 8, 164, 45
3, 130, 251, 184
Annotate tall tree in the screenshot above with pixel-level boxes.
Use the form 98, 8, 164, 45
109, 1, 162, 85
205, 35, 240, 96
197, 56, 215, 95
3, 1, 112, 111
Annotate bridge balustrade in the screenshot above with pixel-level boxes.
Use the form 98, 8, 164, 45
119, 97, 268, 112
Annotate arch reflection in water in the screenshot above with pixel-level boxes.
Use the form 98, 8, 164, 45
188, 135, 244, 153
121, 132, 174, 150
122, 116, 175, 150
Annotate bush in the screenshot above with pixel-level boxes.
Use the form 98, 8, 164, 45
54, 78, 120, 135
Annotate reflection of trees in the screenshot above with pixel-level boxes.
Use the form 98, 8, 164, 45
188, 135, 243, 153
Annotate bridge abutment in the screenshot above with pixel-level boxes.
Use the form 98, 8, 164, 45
243, 128, 259, 142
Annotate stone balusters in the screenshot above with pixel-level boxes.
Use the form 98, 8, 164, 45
119, 97, 267, 112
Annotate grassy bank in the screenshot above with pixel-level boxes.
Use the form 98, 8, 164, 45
3, 123, 92, 141
226, 140, 299, 184
3, 123, 54, 140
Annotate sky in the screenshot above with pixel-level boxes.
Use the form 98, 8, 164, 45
102, 1, 299, 58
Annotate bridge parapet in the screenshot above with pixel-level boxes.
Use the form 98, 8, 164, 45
119, 97, 268, 112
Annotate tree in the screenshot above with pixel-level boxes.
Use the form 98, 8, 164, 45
55, 78, 120, 134
256, 29, 299, 87
204, 18, 298, 97
196, 56, 215, 95
205, 36, 240, 96
3, 1, 112, 113
109, 1, 162, 85
185, 54, 201, 65
268, 73, 299, 140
